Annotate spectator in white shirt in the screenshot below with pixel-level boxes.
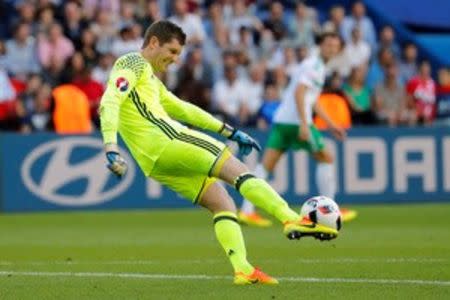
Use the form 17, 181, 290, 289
341, 1, 376, 51
4, 22, 40, 79
226, 0, 262, 46
322, 5, 345, 33
90, 9, 119, 55
168, 0, 205, 45
0, 68, 15, 103
344, 26, 371, 68
92, 53, 115, 87
284, 47, 299, 78
288, 1, 319, 48
118, 1, 137, 30
212, 65, 247, 125
326, 36, 352, 77
241, 63, 265, 125
111, 25, 142, 57
82, 0, 120, 21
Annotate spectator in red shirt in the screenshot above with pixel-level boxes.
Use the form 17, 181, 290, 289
72, 65, 104, 128
406, 60, 436, 125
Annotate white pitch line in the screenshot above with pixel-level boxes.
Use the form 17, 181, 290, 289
0, 271, 449, 287
0, 257, 447, 266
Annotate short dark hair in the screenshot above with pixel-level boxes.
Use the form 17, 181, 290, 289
317, 31, 340, 44
142, 20, 186, 48
403, 41, 417, 49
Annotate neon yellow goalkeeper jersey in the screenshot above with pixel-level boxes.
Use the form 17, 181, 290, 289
99, 52, 223, 175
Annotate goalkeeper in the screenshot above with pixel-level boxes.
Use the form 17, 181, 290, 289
100, 20, 338, 285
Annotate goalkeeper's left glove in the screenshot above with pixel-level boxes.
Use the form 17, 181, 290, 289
104, 143, 128, 178
219, 123, 261, 156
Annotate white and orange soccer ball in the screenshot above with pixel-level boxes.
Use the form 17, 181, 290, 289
300, 196, 342, 231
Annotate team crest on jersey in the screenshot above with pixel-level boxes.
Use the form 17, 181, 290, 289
116, 77, 129, 92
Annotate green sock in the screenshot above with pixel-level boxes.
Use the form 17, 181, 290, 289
237, 175, 299, 223
213, 211, 254, 275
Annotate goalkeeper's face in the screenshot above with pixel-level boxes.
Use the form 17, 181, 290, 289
152, 37, 183, 72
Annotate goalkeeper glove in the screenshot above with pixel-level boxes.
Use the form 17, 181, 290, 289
104, 143, 127, 178
219, 123, 261, 156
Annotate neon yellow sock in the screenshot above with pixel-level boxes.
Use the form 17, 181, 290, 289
238, 176, 299, 223
213, 211, 254, 275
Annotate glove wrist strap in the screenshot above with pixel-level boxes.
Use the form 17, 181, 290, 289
219, 123, 235, 138
104, 143, 120, 154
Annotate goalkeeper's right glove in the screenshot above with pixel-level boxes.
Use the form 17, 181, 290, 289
104, 143, 127, 178
219, 123, 261, 156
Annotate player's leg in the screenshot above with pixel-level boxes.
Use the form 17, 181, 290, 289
239, 124, 287, 226
309, 126, 357, 222
218, 154, 298, 224
214, 155, 338, 240
198, 182, 278, 285
239, 149, 284, 227
312, 149, 336, 199
149, 129, 277, 283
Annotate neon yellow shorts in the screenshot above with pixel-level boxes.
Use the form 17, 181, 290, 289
149, 128, 230, 204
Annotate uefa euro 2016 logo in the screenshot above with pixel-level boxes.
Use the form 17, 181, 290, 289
116, 77, 129, 92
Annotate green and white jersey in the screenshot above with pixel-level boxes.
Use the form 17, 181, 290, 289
100, 52, 223, 175
273, 54, 325, 125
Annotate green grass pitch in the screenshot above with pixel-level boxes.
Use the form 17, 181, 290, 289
0, 204, 449, 299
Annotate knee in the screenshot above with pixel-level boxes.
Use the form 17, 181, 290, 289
214, 198, 237, 214
204, 196, 237, 214
314, 151, 334, 163
199, 183, 237, 213
234, 173, 256, 192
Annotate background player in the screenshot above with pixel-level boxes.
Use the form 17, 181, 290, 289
100, 21, 338, 285
239, 32, 358, 227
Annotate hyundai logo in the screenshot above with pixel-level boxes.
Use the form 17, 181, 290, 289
21, 137, 135, 206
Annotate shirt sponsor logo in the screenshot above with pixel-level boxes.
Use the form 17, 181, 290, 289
116, 77, 129, 92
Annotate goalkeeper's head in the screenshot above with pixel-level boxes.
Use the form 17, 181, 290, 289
141, 20, 186, 72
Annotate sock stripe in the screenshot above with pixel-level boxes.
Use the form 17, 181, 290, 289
213, 215, 238, 224
234, 173, 255, 192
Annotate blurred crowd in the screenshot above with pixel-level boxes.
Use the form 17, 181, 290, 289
0, 0, 449, 133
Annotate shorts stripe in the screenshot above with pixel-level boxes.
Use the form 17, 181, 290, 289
178, 133, 221, 155
129, 89, 221, 156
176, 135, 220, 156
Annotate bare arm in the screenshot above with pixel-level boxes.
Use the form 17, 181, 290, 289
295, 83, 312, 141
295, 83, 309, 127
314, 101, 337, 128
314, 100, 346, 140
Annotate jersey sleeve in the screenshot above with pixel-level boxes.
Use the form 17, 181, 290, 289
99, 54, 146, 144
158, 80, 223, 132
297, 61, 315, 88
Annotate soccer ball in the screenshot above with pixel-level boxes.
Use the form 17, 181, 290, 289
300, 196, 342, 231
